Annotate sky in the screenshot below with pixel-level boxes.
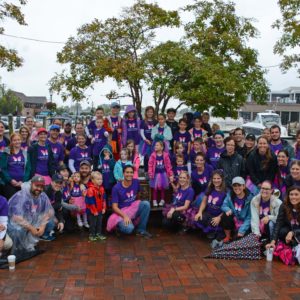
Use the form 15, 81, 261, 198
0, 0, 299, 109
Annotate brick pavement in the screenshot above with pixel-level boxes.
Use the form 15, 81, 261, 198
1, 226, 300, 300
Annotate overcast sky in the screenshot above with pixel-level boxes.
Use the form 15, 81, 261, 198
0, 0, 299, 109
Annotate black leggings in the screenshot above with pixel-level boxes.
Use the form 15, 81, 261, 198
220, 214, 235, 231
2, 184, 20, 200
88, 213, 103, 236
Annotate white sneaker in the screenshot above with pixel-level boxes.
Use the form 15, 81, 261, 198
159, 199, 165, 207
83, 222, 89, 229
77, 219, 83, 227
153, 200, 158, 207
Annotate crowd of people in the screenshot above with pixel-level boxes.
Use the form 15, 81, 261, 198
0, 102, 300, 265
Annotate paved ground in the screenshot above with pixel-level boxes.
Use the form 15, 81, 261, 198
1, 224, 300, 300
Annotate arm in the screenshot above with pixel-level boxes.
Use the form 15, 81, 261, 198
0, 153, 12, 184
221, 193, 232, 213
85, 193, 98, 215
268, 198, 282, 223
148, 154, 155, 179
140, 129, 147, 141
164, 126, 173, 141
68, 159, 76, 173
173, 200, 191, 212
250, 198, 261, 236
113, 163, 122, 181
246, 154, 260, 185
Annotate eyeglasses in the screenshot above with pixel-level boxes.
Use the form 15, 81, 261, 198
261, 187, 272, 191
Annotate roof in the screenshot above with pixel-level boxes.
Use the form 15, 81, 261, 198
12, 91, 47, 104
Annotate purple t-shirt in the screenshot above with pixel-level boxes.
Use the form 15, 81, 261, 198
69, 146, 92, 171
206, 189, 226, 216
87, 119, 97, 135
191, 128, 204, 139
0, 196, 8, 216
155, 154, 166, 174
21, 142, 29, 152
110, 116, 120, 141
70, 183, 82, 197
158, 126, 164, 135
36, 145, 49, 176
92, 127, 108, 156
191, 164, 213, 195
173, 131, 191, 153
126, 118, 140, 145
7, 150, 25, 182
259, 199, 270, 219
47, 140, 64, 166
0, 139, 8, 152
141, 120, 156, 141
173, 187, 194, 207
62, 184, 70, 202
296, 146, 300, 160
269, 143, 283, 156
189, 149, 200, 170
61, 133, 74, 148
174, 165, 188, 181
111, 179, 140, 209
206, 146, 225, 169
233, 196, 246, 213
102, 158, 112, 189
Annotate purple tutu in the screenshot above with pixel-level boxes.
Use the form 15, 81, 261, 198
184, 207, 199, 228
150, 171, 169, 189
194, 211, 223, 234
139, 140, 152, 157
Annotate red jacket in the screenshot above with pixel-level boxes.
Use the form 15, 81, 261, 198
85, 182, 106, 215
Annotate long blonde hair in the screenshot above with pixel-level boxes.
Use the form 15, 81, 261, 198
9, 133, 22, 154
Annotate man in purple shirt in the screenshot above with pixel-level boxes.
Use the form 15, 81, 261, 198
47, 125, 64, 170
269, 125, 294, 158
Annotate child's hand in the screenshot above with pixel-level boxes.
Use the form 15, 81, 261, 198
94, 213, 98, 216
91, 138, 95, 144
102, 209, 106, 214
104, 131, 109, 138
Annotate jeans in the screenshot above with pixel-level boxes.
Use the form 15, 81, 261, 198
118, 201, 151, 234
88, 213, 103, 236
42, 219, 56, 238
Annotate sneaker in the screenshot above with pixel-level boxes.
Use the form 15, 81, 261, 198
77, 220, 83, 227
211, 239, 223, 249
83, 222, 90, 229
153, 200, 158, 207
136, 231, 153, 239
88, 235, 97, 242
96, 234, 107, 241
158, 199, 165, 207
40, 235, 56, 242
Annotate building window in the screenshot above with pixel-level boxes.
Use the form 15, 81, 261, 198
281, 111, 290, 125
291, 112, 299, 123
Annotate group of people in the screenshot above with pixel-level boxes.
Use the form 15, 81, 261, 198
0, 102, 300, 265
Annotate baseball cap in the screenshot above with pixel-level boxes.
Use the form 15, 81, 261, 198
246, 133, 256, 141
111, 101, 120, 108
232, 177, 245, 186
80, 160, 91, 167
37, 128, 47, 135
49, 124, 60, 131
64, 120, 72, 126
213, 130, 225, 138
31, 175, 45, 186
52, 174, 64, 183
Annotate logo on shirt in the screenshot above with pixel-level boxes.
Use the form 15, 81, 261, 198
80, 152, 88, 158
280, 170, 287, 179
112, 121, 119, 128
156, 160, 164, 167
198, 176, 207, 184
40, 149, 48, 156
12, 156, 22, 162
128, 123, 136, 129
208, 195, 218, 205
259, 207, 270, 216
234, 202, 243, 212
52, 147, 58, 154
179, 137, 186, 143
103, 163, 110, 171
214, 152, 221, 158
125, 190, 135, 202
175, 192, 182, 201
147, 124, 154, 130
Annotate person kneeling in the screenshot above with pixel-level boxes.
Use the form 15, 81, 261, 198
0, 195, 13, 257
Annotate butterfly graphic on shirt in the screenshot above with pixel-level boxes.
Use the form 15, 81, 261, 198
64, 190, 70, 199
198, 176, 207, 184
259, 206, 270, 216
147, 124, 154, 130
179, 137, 186, 143
125, 190, 135, 201
194, 132, 202, 138
80, 152, 88, 158
52, 147, 58, 154
12, 156, 22, 162
158, 128, 164, 134
103, 163, 110, 171
40, 149, 48, 156
73, 187, 80, 194
214, 152, 221, 158
128, 123, 136, 128
234, 202, 243, 212
280, 171, 287, 179
207, 195, 219, 205
175, 192, 182, 201
31, 204, 38, 213
291, 218, 299, 226
156, 160, 164, 167
112, 121, 119, 128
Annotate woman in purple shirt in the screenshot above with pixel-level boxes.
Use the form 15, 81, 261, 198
206, 131, 225, 169
107, 165, 152, 237
0, 121, 9, 152
0, 133, 30, 199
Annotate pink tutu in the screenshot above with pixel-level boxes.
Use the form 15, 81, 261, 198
106, 200, 141, 232
35, 174, 51, 185
71, 196, 86, 214
150, 172, 169, 189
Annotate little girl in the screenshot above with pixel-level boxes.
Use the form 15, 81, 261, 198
171, 154, 188, 191
148, 141, 174, 207
126, 139, 140, 179
173, 118, 192, 155
113, 148, 132, 182
194, 170, 227, 244
139, 106, 157, 177
122, 105, 141, 151
69, 172, 89, 228
189, 137, 207, 171
171, 142, 188, 166
189, 116, 207, 142
151, 113, 172, 152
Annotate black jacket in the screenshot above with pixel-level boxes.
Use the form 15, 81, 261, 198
45, 185, 64, 223
246, 149, 278, 186
217, 151, 245, 187
26, 143, 56, 180
166, 120, 179, 137
272, 204, 299, 245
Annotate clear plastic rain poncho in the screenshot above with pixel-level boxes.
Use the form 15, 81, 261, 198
7, 182, 54, 254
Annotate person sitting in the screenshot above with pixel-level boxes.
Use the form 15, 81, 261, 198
7, 176, 54, 255
250, 181, 282, 241
107, 165, 152, 238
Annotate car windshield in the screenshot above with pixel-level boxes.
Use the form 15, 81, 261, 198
261, 115, 280, 125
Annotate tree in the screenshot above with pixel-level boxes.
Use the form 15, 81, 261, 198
0, 0, 27, 71
180, 0, 269, 118
49, 0, 180, 114
143, 41, 195, 114
0, 84, 23, 114
273, 0, 300, 73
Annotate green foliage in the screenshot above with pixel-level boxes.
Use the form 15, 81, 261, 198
0, 0, 27, 71
273, 0, 300, 73
181, 0, 269, 118
49, 0, 180, 114
0, 84, 23, 114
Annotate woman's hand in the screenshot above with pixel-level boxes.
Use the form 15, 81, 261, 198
226, 210, 232, 216
266, 240, 276, 249
194, 212, 202, 221
237, 232, 244, 238
11, 179, 18, 187
0, 224, 6, 231
167, 208, 175, 219
146, 139, 152, 145
57, 222, 64, 232
211, 216, 221, 227
285, 231, 294, 244
261, 216, 269, 224
123, 215, 132, 226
